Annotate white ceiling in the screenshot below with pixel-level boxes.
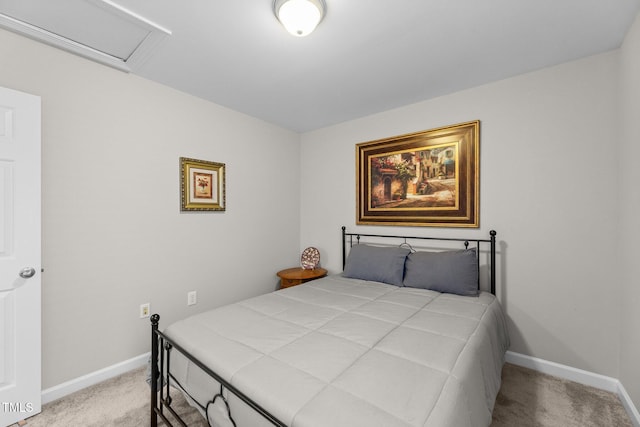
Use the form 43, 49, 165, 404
2, 0, 639, 132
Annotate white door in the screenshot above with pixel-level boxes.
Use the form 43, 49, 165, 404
0, 86, 41, 426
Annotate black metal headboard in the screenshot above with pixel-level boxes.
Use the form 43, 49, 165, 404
341, 226, 497, 294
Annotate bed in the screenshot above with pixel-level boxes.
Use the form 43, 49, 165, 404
150, 227, 509, 427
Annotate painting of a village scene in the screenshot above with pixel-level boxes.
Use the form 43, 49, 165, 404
369, 144, 458, 209
357, 120, 479, 227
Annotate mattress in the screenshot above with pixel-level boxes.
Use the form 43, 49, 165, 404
163, 274, 510, 427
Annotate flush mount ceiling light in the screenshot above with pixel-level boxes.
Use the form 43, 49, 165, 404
273, 0, 326, 37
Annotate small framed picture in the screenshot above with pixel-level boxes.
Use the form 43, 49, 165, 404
180, 157, 226, 211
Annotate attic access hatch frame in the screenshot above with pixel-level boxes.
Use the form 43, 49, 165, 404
0, 0, 171, 72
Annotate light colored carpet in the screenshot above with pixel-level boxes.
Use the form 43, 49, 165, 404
491, 364, 632, 427
11, 363, 633, 427
11, 368, 206, 427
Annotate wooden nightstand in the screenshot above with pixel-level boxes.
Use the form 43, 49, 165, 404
277, 267, 328, 289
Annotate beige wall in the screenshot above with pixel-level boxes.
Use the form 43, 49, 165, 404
619, 13, 640, 408
0, 28, 301, 389
300, 51, 622, 380
1, 12, 639, 411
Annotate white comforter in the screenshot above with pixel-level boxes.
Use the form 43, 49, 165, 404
164, 274, 509, 427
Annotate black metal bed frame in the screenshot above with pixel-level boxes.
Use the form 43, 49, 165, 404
150, 227, 498, 427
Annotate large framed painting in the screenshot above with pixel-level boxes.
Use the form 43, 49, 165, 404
356, 121, 479, 227
180, 157, 226, 212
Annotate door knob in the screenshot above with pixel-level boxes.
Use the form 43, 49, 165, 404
19, 267, 36, 279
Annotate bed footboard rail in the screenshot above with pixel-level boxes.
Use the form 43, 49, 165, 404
150, 314, 287, 427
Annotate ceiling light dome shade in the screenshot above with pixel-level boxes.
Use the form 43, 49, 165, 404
274, 0, 326, 37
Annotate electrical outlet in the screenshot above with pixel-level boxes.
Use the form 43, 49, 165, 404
187, 291, 197, 306
140, 303, 150, 318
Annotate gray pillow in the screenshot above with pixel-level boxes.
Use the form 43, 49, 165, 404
403, 248, 478, 296
343, 244, 410, 286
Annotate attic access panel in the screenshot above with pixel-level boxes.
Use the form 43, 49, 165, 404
0, 0, 170, 71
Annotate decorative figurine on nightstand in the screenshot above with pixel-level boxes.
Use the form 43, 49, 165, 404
300, 247, 320, 270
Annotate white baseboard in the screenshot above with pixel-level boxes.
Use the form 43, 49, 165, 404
506, 351, 640, 427
41, 352, 150, 404
505, 351, 618, 392
618, 381, 640, 427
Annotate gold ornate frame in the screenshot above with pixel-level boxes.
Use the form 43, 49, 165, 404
180, 157, 226, 212
356, 121, 479, 227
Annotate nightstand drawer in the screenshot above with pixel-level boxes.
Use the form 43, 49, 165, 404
281, 278, 303, 288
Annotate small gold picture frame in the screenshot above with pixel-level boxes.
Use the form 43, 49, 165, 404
180, 157, 226, 211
